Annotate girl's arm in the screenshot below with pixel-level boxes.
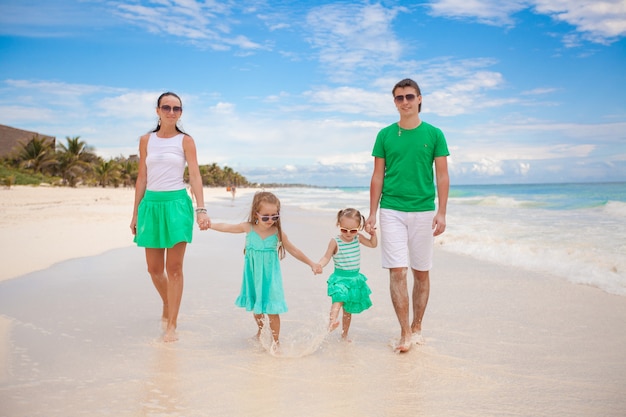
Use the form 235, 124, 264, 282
317, 238, 338, 268
282, 232, 322, 274
358, 227, 378, 248
210, 222, 250, 234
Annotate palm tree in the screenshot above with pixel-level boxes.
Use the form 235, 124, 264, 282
117, 157, 138, 187
16, 135, 57, 175
94, 159, 121, 187
56, 136, 97, 186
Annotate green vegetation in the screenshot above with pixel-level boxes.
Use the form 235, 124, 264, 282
1, 135, 251, 188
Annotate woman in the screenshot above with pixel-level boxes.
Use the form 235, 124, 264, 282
130, 92, 210, 342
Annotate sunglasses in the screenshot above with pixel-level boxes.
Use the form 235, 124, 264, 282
160, 105, 183, 113
394, 94, 417, 103
257, 213, 280, 222
340, 227, 359, 234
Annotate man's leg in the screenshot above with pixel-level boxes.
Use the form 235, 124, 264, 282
390, 267, 412, 351
411, 269, 430, 343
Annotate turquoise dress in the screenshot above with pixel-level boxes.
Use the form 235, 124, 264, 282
327, 236, 372, 314
235, 229, 288, 315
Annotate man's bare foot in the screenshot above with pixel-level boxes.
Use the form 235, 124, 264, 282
328, 321, 340, 332
394, 336, 412, 353
411, 332, 425, 345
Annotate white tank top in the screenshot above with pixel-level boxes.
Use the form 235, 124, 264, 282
146, 132, 186, 191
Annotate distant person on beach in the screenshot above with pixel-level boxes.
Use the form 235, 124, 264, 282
230, 185, 236, 201
130, 91, 211, 343
317, 208, 377, 341
365, 78, 450, 353
209, 191, 321, 353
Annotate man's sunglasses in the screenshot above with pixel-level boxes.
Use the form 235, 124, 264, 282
394, 94, 416, 103
160, 105, 183, 113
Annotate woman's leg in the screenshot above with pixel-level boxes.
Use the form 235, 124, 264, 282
163, 242, 187, 342
145, 248, 168, 321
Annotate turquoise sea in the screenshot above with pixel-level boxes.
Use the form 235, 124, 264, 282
274, 182, 626, 296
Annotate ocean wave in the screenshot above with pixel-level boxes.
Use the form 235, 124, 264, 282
603, 200, 626, 217
450, 195, 543, 208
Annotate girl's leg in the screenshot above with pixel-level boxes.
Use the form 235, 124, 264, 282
267, 314, 281, 343
145, 248, 168, 321
163, 242, 187, 342
254, 313, 265, 339
328, 302, 342, 332
341, 311, 352, 340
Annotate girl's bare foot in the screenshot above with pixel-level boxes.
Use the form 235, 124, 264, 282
270, 340, 281, 355
328, 321, 340, 332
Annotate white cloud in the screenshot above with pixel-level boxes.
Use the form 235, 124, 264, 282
471, 158, 504, 175
425, 0, 626, 44
112, 0, 264, 51
533, 0, 626, 43
426, 0, 528, 26
305, 3, 404, 82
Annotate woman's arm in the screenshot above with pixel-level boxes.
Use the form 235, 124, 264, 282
183, 135, 210, 230
130, 134, 148, 235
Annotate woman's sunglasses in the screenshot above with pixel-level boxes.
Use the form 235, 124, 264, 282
340, 227, 359, 234
257, 213, 280, 222
394, 94, 416, 103
160, 105, 183, 113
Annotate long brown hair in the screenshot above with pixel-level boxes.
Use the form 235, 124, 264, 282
248, 191, 286, 259
152, 91, 186, 134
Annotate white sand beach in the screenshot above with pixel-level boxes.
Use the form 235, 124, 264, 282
1, 186, 625, 416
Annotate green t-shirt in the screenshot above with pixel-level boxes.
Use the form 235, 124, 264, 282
372, 121, 450, 212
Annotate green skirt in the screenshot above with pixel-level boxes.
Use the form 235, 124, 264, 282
134, 189, 193, 248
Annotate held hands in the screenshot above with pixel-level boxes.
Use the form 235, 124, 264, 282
364, 223, 377, 235
197, 212, 211, 230
311, 263, 323, 275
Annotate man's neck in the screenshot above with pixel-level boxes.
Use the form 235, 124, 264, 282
398, 115, 421, 130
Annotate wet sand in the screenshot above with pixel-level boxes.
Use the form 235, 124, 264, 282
1, 186, 625, 416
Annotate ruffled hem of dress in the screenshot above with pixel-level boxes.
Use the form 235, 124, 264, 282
235, 296, 288, 315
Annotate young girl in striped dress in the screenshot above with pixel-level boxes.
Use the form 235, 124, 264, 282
317, 208, 377, 340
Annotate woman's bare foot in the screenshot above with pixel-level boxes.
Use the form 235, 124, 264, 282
328, 321, 340, 332
163, 327, 178, 343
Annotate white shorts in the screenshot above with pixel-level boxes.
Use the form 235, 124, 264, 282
379, 208, 434, 271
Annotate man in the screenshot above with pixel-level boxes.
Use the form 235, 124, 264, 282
365, 78, 450, 353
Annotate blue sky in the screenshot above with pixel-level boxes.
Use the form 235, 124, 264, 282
1, 0, 625, 186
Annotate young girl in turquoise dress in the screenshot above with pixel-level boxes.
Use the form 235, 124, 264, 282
209, 191, 321, 351
317, 208, 377, 340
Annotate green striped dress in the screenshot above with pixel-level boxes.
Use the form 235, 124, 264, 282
326, 236, 372, 314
